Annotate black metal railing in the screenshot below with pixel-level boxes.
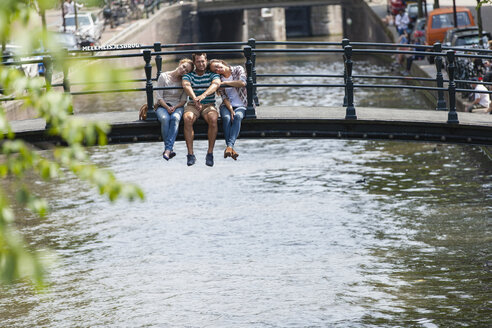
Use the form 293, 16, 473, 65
2, 39, 492, 126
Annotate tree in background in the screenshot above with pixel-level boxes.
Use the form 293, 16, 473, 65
476, 0, 491, 46
0, 0, 144, 289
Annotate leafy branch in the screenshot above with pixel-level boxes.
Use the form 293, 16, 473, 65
1, 0, 144, 288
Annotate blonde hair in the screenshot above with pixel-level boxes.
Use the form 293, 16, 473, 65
178, 58, 194, 72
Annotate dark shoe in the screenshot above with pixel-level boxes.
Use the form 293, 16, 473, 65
163, 151, 169, 161
169, 151, 176, 159
205, 153, 214, 167
224, 147, 233, 158
187, 154, 196, 166
231, 149, 239, 161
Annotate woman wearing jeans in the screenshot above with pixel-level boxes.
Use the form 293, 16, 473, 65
155, 59, 194, 160
209, 59, 249, 160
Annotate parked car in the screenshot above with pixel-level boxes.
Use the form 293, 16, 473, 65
53, 30, 98, 50
52, 32, 80, 51
425, 7, 475, 45
443, 27, 491, 48
387, 0, 406, 16
3, 44, 42, 77
406, 2, 434, 22
62, 12, 104, 41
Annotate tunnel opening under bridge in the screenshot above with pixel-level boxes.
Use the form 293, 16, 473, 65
198, 10, 244, 44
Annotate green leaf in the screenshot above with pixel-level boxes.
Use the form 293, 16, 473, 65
1, 207, 15, 223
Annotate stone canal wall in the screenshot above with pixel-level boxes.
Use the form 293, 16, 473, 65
109, 3, 198, 46
245, 8, 287, 41
343, 0, 392, 42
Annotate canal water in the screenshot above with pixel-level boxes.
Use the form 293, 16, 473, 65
1, 51, 491, 327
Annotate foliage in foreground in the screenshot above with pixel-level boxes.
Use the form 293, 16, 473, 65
0, 0, 144, 289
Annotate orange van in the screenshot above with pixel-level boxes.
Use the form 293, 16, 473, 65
425, 7, 475, 45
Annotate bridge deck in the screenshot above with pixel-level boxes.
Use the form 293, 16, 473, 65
9, 106, 492, 146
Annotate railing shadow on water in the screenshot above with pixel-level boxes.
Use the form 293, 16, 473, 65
2, 39, 492, 126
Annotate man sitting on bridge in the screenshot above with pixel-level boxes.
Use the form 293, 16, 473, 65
182, 53, 221, 166
466, 77, 491, 113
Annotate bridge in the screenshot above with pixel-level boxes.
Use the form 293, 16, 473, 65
3, 40, 492, 147
162, 0, 383, 44
195, 0, 342, 12
10, 106, 492, 147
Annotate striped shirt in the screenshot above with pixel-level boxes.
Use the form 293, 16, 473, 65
182, 70, 220, 104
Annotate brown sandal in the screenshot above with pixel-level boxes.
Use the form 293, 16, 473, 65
231, 149, 239, 160
224, 147, 233, 158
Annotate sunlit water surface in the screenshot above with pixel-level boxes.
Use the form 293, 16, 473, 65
0, 51, 491, 328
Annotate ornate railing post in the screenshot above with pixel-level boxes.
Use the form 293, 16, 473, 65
248, 38, 259, 106
433, 43, 446, 111
446, 50, 459, 124
243, 46, 256, 119
154, 42, 162, 79
143, 49, 156, 120
342, 38, 350, 107
344, 45, 357, 119
43, 55, 53, 91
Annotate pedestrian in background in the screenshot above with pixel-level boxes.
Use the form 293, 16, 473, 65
63, 0, 83, 15
396, 30, 411, 72
466, 77, 491, 113
404, 30, 425, 75
395, 8, 409, 36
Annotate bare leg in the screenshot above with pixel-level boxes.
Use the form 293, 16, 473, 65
183, 111, 197, 154
203, 110, 218, 154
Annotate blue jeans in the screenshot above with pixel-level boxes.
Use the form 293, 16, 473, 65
220, 105, 245, 147
156, 106, 184, 151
